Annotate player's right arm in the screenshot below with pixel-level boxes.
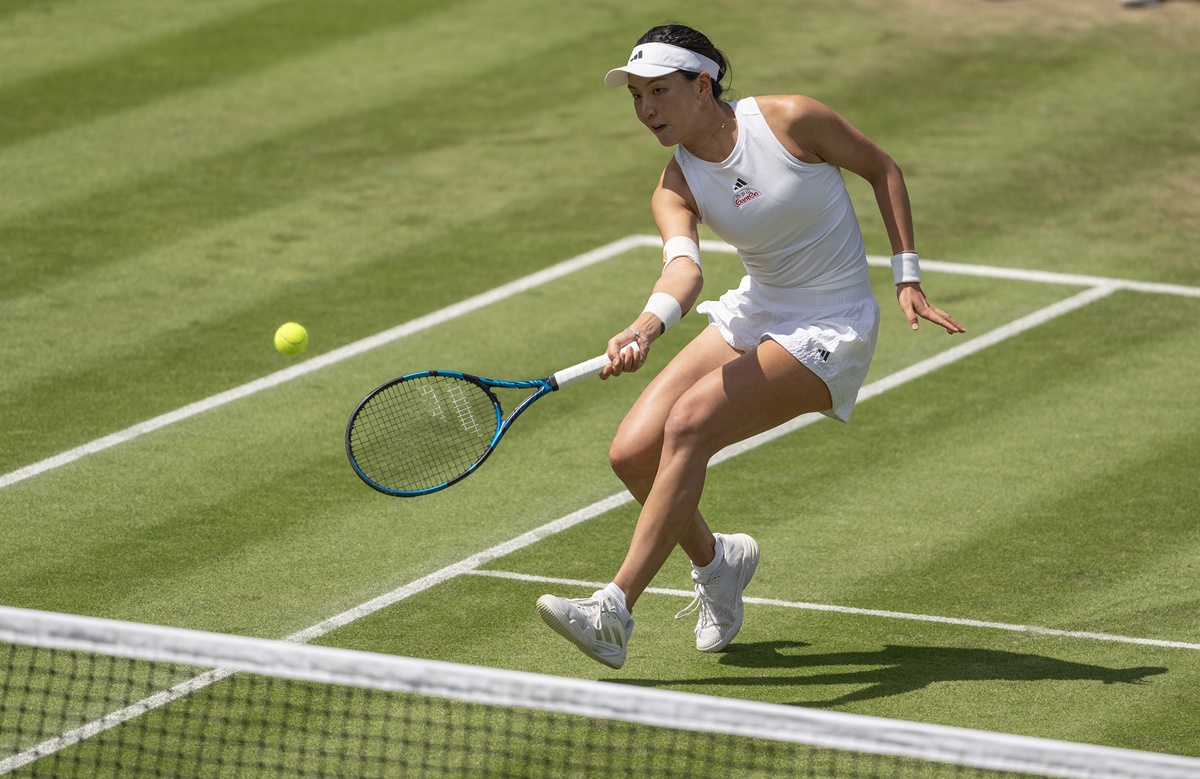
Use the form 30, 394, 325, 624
605, 160, 705, 376
650, 159, 705, 325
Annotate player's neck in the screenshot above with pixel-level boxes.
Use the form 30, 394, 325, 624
682, 101, 732, 161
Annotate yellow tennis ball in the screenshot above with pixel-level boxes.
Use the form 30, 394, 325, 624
274, 322, 308, 356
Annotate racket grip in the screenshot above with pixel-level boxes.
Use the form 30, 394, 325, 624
551, 342, 640, 390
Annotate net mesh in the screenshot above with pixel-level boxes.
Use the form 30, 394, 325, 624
347, 374, 498, 494
2, 606, 1197, 779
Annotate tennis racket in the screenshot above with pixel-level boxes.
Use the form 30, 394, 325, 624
346, 345, 638, 497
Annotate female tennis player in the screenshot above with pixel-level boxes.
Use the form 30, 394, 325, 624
537, 24, 964, 669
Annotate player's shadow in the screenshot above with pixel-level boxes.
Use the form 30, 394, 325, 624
615, 642, 1167, 707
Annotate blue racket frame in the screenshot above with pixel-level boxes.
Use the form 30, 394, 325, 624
346, 369, 558, 497
346, 346, 630, 498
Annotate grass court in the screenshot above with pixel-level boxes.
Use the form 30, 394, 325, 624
1, 0, 1198, 762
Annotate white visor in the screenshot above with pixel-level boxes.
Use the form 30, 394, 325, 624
604, 42, 720, 88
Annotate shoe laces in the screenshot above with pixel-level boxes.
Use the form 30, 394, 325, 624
674, 574, 721, 632
584, 595, 628, 635
585, 597, 611, 629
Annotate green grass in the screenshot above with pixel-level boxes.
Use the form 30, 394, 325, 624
1, 0, 1198, 767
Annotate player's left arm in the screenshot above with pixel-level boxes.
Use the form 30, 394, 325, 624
785, 96, 965, 335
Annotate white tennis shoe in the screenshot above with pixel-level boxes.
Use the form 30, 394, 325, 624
537, 590, 634, 669
676, 533, 759, 652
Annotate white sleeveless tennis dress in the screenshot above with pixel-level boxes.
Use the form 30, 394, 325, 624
676, 97, 881, 422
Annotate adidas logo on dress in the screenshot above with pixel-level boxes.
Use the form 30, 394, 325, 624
732, 178, 761, 207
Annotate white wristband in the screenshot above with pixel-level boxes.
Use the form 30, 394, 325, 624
662, 236, 702, 273
891, 252, 921, 285
643, 292, 683, 333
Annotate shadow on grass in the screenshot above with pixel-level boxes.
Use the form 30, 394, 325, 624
613, 641, 1167, 707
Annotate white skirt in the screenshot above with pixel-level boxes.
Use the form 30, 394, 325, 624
696, 275, 880, 422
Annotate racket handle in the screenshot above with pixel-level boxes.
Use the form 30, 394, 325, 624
551, 342, 640, 390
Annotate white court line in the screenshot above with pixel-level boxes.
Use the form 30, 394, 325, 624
467, 569, 1200, 653
904, 258, 1200, 299
700, 235, 1200, 299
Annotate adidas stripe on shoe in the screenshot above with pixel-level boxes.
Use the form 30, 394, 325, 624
537, 590, 634, 669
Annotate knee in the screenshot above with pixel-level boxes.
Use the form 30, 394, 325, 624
608, 426, 660, 485
661, 395, 717, 456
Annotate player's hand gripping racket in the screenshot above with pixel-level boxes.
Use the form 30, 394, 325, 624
346, 344, 638, 497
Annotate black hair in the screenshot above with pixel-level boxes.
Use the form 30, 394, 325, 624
637, 23, 732, 101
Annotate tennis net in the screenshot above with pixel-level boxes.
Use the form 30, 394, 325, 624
1, 605, 1196, 778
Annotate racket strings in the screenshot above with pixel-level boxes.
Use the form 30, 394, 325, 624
349, 375, 499, 493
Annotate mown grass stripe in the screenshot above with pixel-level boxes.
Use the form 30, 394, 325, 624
0, 19, 620, 299
821, 19, 1200, 281
0, 0, 55, 22
0, 0, 463, 148
0, 0, 285, 88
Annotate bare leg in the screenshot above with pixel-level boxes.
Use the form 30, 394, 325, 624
608, 328, 741, 568
611, 335, 833, 610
